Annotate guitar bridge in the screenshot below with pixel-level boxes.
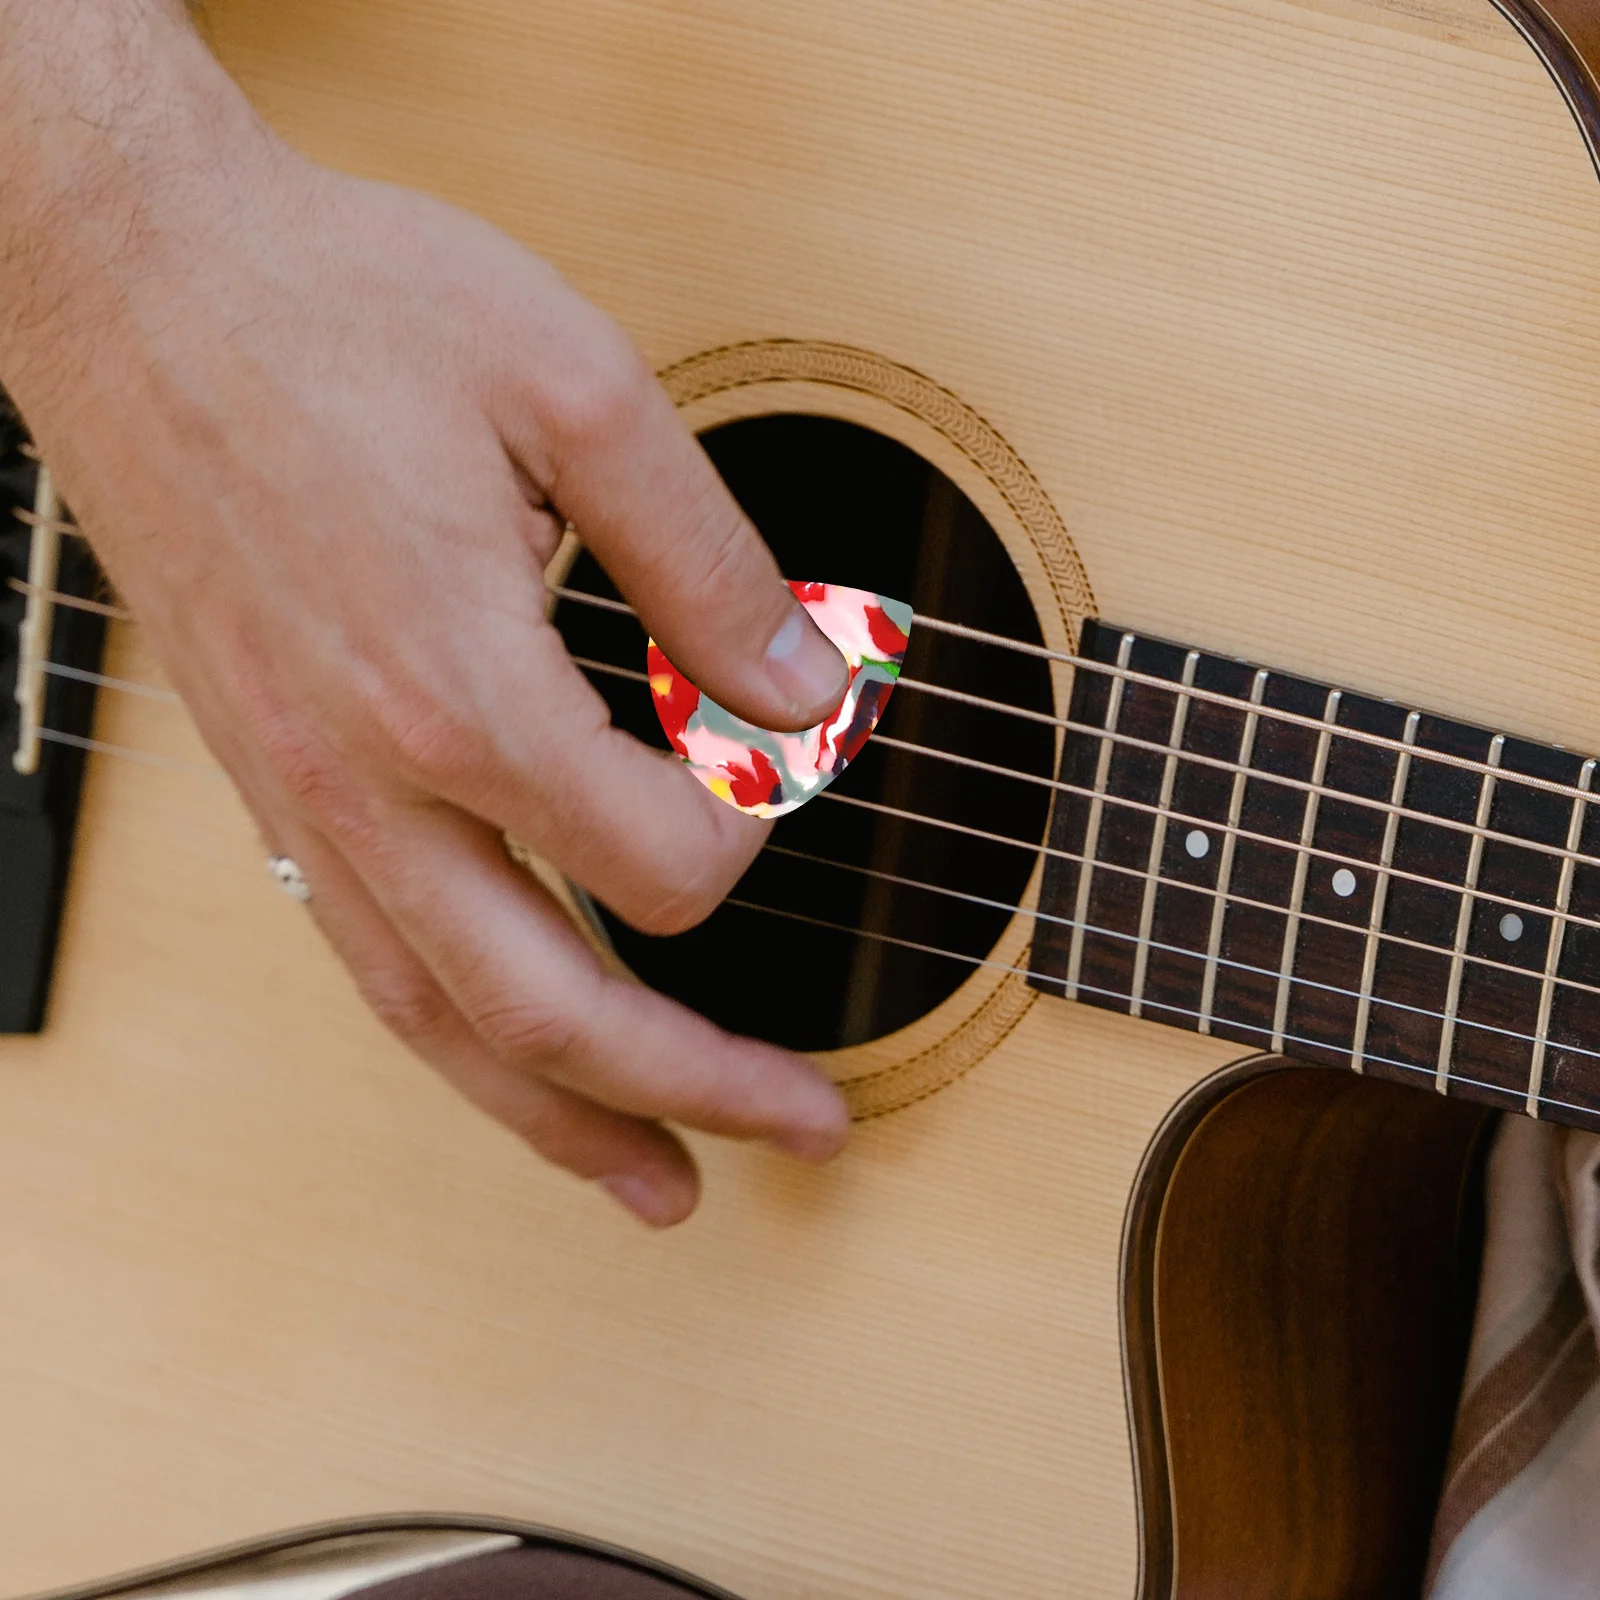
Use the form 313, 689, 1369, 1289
0, 392, 107, 1032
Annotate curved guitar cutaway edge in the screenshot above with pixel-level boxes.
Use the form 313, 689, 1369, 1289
1120, 1060, 1496, 1600
1119, 1054, 1281, 1600
13, 1513, 744, 1600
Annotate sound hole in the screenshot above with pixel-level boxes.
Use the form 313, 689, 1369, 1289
554, 415, 1055, 1052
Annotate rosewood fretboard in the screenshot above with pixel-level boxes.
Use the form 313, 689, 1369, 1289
1029, 621, 1600, 1130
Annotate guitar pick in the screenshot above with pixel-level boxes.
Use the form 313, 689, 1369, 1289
648, 582, 914, 818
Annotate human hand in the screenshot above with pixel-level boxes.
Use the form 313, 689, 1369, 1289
0, 1, 852, 1226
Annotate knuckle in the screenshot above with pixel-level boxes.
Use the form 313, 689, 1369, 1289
361, 969, 457, 1047
624, 870, 729, 938
473, 996, 588, 1066
544, 331, 648, 449
684, 493, 754, 608
373, 693, 492, 793
257, 717, 347, 819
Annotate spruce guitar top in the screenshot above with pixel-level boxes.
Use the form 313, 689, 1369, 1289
6, 2, 1600, 1597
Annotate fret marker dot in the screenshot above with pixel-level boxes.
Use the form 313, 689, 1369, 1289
1500, 912, 1525, 943
1184, 829, 1210, 859
1331, 868, 1358, 898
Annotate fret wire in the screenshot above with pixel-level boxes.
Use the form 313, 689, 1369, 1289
1065, 631, 1134, 1001
1199, 669, 1268, 1035
550, 584, 1600, 807
818, 788, 1600, 1003
1527, 758, 1597, 1116
1130, 651, 1199, 1018
761, 843, 1600, 1066
588, 650, 1600, 944
1271, 691, 1342, 1052
719, 892, 1600, 1123
1351, 711, 1420, 1075
1433, 735, 1504, 1094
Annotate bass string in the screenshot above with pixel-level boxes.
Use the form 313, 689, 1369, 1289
25, 583, 1600, 955
723, 892, 1600, 1125
566, 649, 1600, 948
558, 585, 1600, 872
548, 583, 1600, 806
759, 843, 1600, 1067
18, 572, 1600, 873
39, 634, 1600, 917
33, 647, 1600, 983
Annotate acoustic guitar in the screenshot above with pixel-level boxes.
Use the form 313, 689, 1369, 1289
5, 0, 1600, 1595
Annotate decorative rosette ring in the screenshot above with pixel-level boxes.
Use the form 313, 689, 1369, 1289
648, 581, 914, 818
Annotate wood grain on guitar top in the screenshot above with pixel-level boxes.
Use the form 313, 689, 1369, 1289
6, 1, 1600, 1597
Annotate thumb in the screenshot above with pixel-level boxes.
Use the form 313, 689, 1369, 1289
524, 321, 849, 733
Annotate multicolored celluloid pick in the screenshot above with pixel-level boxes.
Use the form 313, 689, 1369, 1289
648, 581, 914, 819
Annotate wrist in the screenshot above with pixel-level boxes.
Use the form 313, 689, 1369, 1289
0, 1, 284, 402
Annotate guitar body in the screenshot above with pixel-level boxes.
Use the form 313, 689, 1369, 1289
4, 0, 1599, 1594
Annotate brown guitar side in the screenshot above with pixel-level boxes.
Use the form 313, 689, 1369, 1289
1128, 1065, 1492, 1600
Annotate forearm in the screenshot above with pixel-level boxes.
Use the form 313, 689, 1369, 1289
0, 0, 274, 399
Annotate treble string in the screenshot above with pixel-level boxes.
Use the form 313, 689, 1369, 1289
25, 657, 1600, 1061
759, 843, 1600, 1065
720, 891, 1600, 1126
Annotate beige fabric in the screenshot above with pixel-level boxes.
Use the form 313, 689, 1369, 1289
1427, 1118, 1600, 1598
119, 1533, 520, 1600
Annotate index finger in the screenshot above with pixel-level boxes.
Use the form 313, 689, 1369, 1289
502, 296, 849, 732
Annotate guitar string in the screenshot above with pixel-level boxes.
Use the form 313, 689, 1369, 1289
555, 583, 1600, 876
719, 892, 1600, 1125
42, 626, 1600, 906
13, 545, 1598, 806
20, 570, 1600, 950
564, 650, 1600, 949
16, 567, 1600, 876
36, 725, 222, 776
759, 844, 1600, 1064
6, 575, 134, 621
29, 621, 1600, 967
38, 689, 1600, 1019
550, 583, 1600, 805
30, 705, 1600, 1065
812, 787, 1600, 1002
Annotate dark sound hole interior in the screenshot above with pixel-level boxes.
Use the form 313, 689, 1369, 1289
553, 414, 1057, 1052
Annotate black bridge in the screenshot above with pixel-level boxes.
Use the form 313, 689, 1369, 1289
1029, 619, 1600, 1130
0, 395, 105, 1032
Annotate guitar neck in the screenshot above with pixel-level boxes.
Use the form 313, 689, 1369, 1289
1029, 619, 1600, 1130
